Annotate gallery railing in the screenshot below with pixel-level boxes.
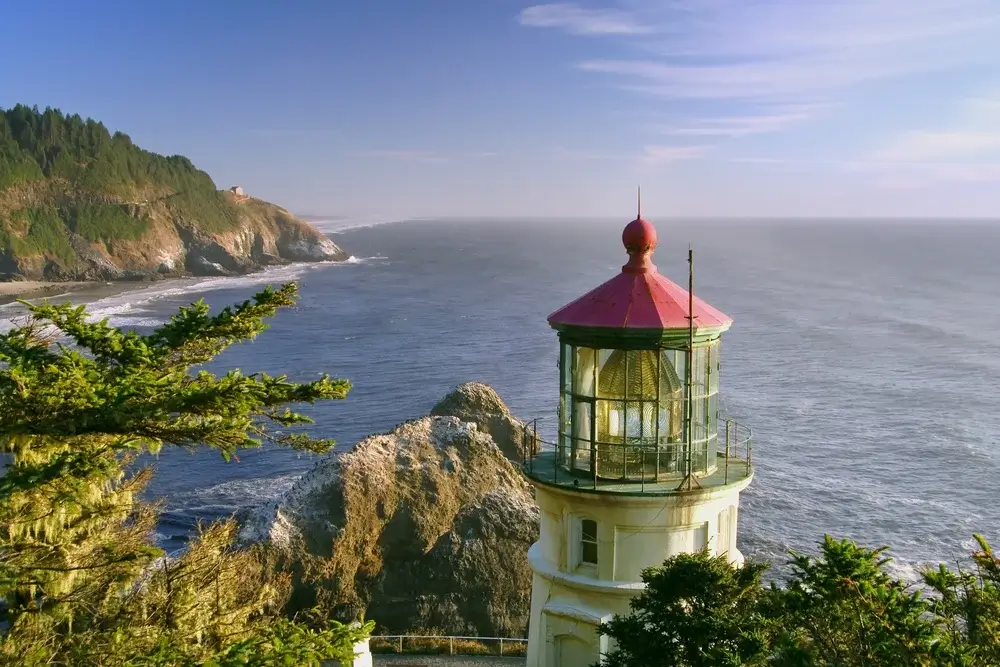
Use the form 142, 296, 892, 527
520, 417, 752, 491
370, 634, 527, 657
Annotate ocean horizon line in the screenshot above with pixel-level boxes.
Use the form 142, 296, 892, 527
299, 214, 1000, 223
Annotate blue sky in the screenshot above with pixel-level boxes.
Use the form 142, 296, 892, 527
2, 0, 1000, 219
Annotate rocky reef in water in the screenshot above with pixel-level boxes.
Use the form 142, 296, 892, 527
239, 382, 540, 637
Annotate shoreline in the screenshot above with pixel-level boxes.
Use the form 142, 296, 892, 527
0, 255, 355, 316
0, 281, 96, 306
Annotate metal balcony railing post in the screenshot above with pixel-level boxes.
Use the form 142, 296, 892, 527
725, 420, 731, 485
533, 419, 537, 460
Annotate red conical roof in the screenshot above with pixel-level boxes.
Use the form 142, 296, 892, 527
548, 215, 732, 331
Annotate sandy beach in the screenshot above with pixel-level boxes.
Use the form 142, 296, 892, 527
0, 281, 93, 303
0, 280, 152, 308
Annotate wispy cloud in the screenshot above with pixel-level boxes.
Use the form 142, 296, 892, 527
517, 3, 653, 35
550, 147, 630, 161
358, 150, 449, 163
248, 128, 341, 139
357, 149, 502, 164
550, 144, 709, 164
869, 96, 1000, 163
641, 144, 711, 164
520, 1, 1000, 190
872, 131, 1000, 162
727, 155, 1000, 185
522, 1, 999, 102
656, 105, 824, 137
860, 161, 1000, 184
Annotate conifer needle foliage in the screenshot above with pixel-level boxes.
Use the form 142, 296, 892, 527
0, 282, 371, 666
598, 536, 1000, 667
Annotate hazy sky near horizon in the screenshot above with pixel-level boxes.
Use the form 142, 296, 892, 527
3, 1, 1000, 219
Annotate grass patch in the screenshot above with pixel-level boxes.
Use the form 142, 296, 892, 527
370, 636, 527, 657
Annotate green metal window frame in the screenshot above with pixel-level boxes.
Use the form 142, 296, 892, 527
557, 337, 721, 482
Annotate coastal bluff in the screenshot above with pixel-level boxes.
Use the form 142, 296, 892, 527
0, 104, 347, 282
239, 383, 540, 637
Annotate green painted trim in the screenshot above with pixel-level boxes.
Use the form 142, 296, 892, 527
552, 324, 729, 349
523, 467, 754, 498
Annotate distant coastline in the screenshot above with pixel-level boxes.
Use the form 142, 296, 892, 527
295, 214, 348, 223
0, 106, 348, 284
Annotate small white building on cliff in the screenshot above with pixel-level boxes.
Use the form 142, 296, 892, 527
520, 208, 755, 667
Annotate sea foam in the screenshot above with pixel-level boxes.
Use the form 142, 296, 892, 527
0, 255, 389, 332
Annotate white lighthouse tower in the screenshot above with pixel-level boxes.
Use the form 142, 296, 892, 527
521, 209, 754, 667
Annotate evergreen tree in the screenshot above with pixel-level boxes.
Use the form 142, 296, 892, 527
598, 537, 1000, 667
923, 535, 1000, 665
0, 283, 371, 666
0, 103, 242, 258
597, 552, 771, 667
767, 536, 942, 666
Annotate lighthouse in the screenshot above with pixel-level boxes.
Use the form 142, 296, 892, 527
521, 208, 754, 667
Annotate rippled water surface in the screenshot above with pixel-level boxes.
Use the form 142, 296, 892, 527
6, 217, 997, 579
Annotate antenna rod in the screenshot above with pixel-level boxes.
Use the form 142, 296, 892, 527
686, 246, 695, 490
637, 186, 641, 218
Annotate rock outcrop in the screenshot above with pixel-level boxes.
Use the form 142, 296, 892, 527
430, 381, 537, 461
0, 188, 347, 282
240, 384, 540, 637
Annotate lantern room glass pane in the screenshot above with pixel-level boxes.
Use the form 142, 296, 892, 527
560, 430, 573, 469
595, 399, 624, 441
573, 347, 597, 397
556, 339, 724, 481
572, 395, 593, 441
625, 403, 643, 440
663, 349, 685, 395
596, 349, 662, 401
658, 349, 685, 443
692, 346, 708, 396
709, 341, 720, 394
561, 343, 573, 393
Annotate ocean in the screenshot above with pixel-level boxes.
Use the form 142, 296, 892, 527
3, 216, 998, 582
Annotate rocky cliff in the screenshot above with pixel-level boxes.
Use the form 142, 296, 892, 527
239, 383, 540, 637
429, 381, 538, 461
0, 184, 346, 282
0, 105, 347, 281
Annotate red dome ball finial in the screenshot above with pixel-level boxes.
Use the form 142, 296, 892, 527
622, 216, 657, 253
621, 187, 657, 273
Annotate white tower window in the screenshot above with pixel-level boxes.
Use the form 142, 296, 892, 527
580, 518, 598, 566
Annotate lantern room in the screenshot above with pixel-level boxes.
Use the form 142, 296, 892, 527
545, 214, 733, 484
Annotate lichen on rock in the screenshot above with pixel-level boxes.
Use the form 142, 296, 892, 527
430, 382, 538, 461
240, 385, 540, 637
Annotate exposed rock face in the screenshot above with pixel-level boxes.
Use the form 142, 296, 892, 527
0, 186, 347, 282
430, 382, 538, 461
240, 385, 540, 637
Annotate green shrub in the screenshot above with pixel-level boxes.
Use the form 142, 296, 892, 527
7, 208, 76, 266
67, 203, 149, 243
